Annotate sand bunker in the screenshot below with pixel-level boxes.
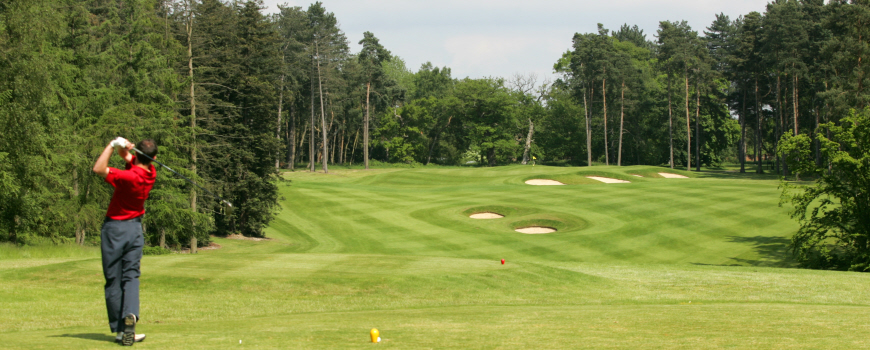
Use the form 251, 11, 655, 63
525, 179, 565, 185
469, 212, 504, 219
515, 226, 557, 234
658, 172, 689, 178
631, 174, 643, 177
586, 176, 631, 184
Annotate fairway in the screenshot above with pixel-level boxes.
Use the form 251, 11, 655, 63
2, 165, 870, 349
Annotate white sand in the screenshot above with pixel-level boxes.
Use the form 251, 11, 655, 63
515, 226, 557, 234
631, 174, 643, 177
658, 172, 689, 178
469, 212, 504, 219
524, 179, 565, 185
586, 176, 631, 184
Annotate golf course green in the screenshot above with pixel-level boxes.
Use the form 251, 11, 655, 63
2, 165, 869, 349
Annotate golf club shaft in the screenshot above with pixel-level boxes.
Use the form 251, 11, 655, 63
131, 147, 233, 207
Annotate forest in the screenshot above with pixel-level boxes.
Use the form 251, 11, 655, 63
1, 0, 868, 251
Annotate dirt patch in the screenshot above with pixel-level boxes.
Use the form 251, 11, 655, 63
469, 212, 504, 219
515, 226, 557, 234
200, 242, 221, 250
181, 242, 221, 254
525, 179, 565, 185
658, 172, 689, 178
586, 176, 631, 184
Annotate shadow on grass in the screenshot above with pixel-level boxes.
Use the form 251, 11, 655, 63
695, 168, 822, 184
727, 235, 796, 267
49, 333, 113, 343
690, 236, 796, 267
694, 170, 784, 181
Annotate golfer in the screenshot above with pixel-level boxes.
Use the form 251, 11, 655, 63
92, 137, 157, 346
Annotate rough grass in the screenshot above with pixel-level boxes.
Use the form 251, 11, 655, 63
1, 165, 869, 349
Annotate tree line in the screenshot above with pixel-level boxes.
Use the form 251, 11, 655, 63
1, 0, 868, 258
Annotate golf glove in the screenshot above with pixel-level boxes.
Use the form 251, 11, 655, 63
110, 137, 128, 149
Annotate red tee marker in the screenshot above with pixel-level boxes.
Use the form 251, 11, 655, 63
501, 259, 505, 265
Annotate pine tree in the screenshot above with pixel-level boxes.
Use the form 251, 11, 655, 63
359, 31, 392, 170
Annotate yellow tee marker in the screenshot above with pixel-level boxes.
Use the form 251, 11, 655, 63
370, 328, 380, 343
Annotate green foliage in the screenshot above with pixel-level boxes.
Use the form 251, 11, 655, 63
382, 56, 415, 98
413, 62, 454, 100
780, 108, 870, 271
143, 245, 172, 255
452, 78, 521, 166
614, 24, 651, 50
0, 0, 283, 247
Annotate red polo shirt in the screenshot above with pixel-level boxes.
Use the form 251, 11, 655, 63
104, 158, 156, 220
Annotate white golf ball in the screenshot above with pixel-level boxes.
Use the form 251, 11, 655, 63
377, 337, 381, 342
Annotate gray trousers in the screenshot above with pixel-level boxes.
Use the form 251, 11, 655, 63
100, 218, 143, 333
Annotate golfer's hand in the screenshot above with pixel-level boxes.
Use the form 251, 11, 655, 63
110, 137, 128, 149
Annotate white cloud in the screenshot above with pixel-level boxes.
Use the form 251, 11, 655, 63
443, 34, 564, 81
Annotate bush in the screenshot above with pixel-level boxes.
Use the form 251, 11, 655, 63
143, 246, 171, 255
779, 108, 870, 271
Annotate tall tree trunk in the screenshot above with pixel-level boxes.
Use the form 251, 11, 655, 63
339, 129, 345, 164
330, 129, 337, 164
584, 84, 592, 166
793, 68, 799, 136
344, 129, 349, 164
821, 80, 831, 169
364, 82, 370, 169
668, 69, 674, 169
309, 64, 315, 172
74, 168, 83, 245
740, 88, 746, 173
695, 78, 700, 172
186, 3, 197, 253
815, 103, 821, 166
860, 28, 865, 108
618, 79, 625, 166
298, 123, 307, 160
603, 74, 609, 166
685, 70, 691, 171
756, 77, 763, 174
316, 46, 328, 174
782, 75, 790, 176
350, 128, 359, 166
159, 228, 166, 249
276, 68, 284, 170
521, 119, 534, 165
288, 103, 296, 170
775, 75, 782, 175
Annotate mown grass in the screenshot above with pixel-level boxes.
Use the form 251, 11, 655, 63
0, 243, 99, 261
1, 165, 869, 349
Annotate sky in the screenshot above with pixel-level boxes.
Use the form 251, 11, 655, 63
261, 0, 773, 85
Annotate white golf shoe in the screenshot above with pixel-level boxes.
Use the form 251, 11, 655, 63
115, 332, 146, 344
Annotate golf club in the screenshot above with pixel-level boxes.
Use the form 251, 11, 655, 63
131, 147, 234, 209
